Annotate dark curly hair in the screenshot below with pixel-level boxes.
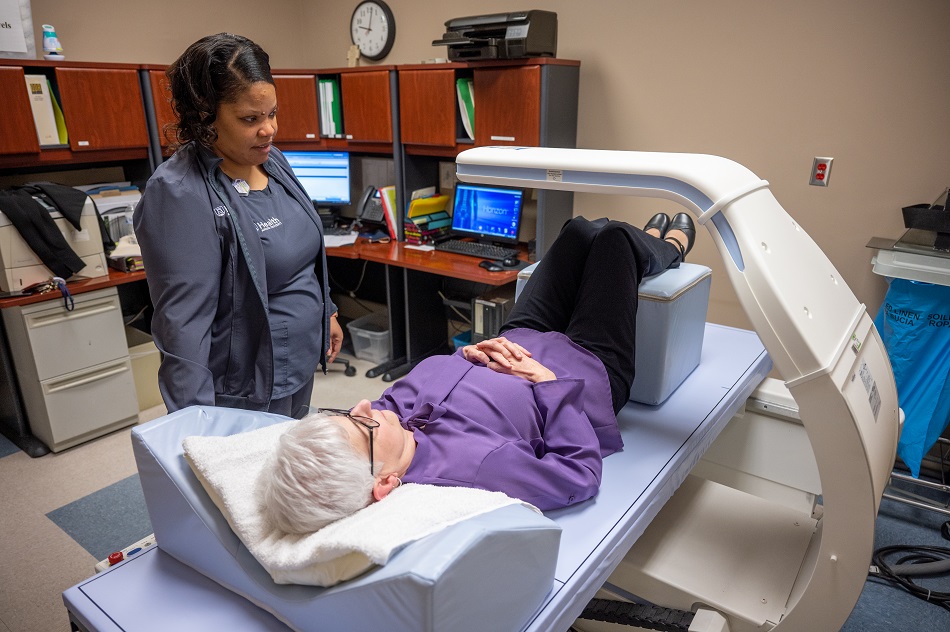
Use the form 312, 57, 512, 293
165, 33, 274, 150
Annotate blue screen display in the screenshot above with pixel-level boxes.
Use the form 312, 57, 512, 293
283, 151, 351, 205
450, 184, 524, 244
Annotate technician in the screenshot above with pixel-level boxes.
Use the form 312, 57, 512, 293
134, 33, 343, 417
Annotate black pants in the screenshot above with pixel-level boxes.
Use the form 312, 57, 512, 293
501, 217, 682, 414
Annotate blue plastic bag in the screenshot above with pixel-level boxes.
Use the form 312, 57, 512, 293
874, 279, 950, 477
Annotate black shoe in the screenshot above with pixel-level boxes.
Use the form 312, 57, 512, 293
644, 212, 670, 238
665, 212, 696, 259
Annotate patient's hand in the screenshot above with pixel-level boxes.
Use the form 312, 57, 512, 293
462, 336, 532, 368
488, 354, 556, 383
462, 337, 553, 383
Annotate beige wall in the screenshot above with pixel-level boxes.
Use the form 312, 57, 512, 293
26, 0, 950, 329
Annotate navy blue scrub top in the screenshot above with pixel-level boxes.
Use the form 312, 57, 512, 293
240, 180, 324, 398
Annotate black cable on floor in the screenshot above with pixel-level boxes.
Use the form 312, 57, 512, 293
578, 599, 694, 631
870, 544, 950, 611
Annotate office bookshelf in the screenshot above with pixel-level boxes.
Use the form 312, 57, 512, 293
397, 59, 579, 256
0, 58, 578, 254
0, 59, 152, 178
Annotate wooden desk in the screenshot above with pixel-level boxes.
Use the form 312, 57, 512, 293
0, 269, 146, 310
355, 241, 522, 285
0, 243, 523, 454
328, 239, 527, 380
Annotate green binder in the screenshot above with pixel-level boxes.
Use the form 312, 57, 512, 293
456, 78, 474, 140
318, 78, 343, 137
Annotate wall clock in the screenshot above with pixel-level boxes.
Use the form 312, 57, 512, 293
350, 1, 396, 61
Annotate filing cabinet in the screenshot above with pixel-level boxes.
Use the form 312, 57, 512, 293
1, 287, 139, 452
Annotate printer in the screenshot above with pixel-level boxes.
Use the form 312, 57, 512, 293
0, 195, 107, 293
432, 10, 557, 61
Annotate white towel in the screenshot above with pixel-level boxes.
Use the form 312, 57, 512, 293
182, 421, 533, 587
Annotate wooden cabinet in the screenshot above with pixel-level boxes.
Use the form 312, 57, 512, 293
146, 69, 177, 153
272, 74, 321, 144
149, 69, 327, 152
397, 59, 580, 256
474, 65, 541, 146
0, 58, 576, 255
398, 68, 458, 148
0, 60, 150, 170
339, 68, 393, 146
398, 60, 576, 154
55, 67, 149, 151
0, 66, 41, 155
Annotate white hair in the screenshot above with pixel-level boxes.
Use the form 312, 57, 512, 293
262, 412, 375, 534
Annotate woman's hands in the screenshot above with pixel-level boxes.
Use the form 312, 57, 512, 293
462, 336, 529, 366
462, 336, 556, 383
327, 313, 344, 363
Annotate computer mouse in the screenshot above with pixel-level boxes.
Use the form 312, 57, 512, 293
502, 256, 520, 267
479, 259, 504, 272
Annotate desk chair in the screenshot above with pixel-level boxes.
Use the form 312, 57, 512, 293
330, 356, 357, 377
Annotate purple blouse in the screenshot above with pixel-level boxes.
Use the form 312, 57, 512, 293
371, 328, 622, 510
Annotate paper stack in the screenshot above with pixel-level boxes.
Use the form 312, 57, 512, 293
404, 211, 451, 245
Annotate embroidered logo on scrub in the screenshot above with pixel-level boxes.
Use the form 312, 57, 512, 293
255, 217, 283, 232
213, 205, 228, 217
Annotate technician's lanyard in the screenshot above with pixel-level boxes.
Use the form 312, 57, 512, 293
28, 277, 74, 311
53, 277, 74, 311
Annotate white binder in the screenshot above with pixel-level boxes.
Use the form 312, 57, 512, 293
23, 74, 59, 146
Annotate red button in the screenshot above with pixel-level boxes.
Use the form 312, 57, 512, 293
108, 551, 124, 566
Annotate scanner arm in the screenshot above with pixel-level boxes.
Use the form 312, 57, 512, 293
456, 146, 901, 631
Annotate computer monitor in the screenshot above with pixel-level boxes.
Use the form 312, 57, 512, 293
450, 183, 524, 245
283, 151, 351, 207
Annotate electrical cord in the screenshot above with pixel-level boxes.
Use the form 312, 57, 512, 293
328, 260, 369, 298
870, 544, 950, 611
123, 303, 149, 327
328, 260, 382, 314
437, 290, 472, 326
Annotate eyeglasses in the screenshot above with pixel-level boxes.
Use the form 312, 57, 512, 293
317, 408, 380, 475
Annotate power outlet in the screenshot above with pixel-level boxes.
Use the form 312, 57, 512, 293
809, 157, 833, 186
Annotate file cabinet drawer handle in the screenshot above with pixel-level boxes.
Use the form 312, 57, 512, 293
27, 300, 117, 329
45, 363, 128, 393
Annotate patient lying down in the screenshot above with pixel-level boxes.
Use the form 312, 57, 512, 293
264, 215, 694, 534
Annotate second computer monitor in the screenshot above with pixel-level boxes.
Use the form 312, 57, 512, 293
450, 183, 524, 245
283, 151, 351, 207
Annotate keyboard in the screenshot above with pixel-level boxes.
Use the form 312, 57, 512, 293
324, 225, 354, 236
434, 239, 519, 260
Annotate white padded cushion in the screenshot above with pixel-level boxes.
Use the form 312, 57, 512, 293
182, 422, 531, 587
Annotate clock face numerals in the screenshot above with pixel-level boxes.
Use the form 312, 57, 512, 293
351, 2, 395, 60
